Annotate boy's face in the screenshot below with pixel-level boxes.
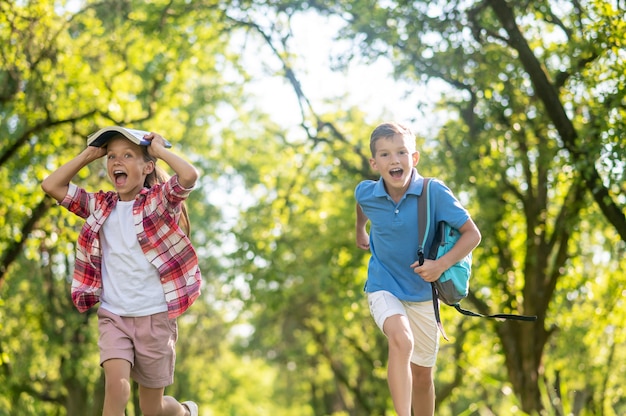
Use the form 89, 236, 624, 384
369, 134, 420, 194
106, 137, 154, 201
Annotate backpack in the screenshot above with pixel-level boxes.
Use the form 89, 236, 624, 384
417, 178, 537, 340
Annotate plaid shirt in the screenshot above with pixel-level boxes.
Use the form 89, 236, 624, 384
61, 175, 202, 319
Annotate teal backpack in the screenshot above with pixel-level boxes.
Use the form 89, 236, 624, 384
417, 178, 536, 340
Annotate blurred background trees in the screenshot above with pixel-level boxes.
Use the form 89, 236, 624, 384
0, 0, 624, 415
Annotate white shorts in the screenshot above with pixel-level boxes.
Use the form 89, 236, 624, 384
368, 290, 439, 367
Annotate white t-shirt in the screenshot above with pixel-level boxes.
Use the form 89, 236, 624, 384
99, 200, 168, 316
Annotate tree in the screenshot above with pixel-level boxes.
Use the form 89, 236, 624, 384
222, 114, 392, 414
0, 0, 246, 414
234, 0, 626, 414
2, 0, 625, 414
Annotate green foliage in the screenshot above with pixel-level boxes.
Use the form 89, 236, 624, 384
243, 0, 626, 414
0, 0, 247, 414
218, 108, 392, 414
0, 251, 102, 415
2, 0, 626, 415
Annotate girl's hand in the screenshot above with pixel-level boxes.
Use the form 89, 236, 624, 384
143, 132, 168, 157
84, 144, 107, 161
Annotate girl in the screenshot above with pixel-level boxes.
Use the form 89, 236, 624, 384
42, 129, 200, 416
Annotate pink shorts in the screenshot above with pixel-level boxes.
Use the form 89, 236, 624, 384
97, 307, 178, 388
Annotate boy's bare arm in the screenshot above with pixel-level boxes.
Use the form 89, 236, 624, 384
41, 146, 106, 203
439, 219, 481, 269
355, 204, 370, 250
411, 218, 481, 282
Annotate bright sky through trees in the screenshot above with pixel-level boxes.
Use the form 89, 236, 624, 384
209, 10, 450, 238
239, 12, 449, 137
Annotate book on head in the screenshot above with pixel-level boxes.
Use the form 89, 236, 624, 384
87, 126, 172, 148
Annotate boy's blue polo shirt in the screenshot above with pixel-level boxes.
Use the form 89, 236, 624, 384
355, 169, 470, 302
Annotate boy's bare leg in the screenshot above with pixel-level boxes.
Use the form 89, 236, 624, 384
411, 363, 435, 416
384, 314, 414, 416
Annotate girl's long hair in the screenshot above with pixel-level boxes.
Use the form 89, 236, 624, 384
142, 149, 191, 236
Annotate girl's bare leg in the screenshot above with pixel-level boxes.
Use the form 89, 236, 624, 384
102, 359, 132, 416
138, 385, 190, 416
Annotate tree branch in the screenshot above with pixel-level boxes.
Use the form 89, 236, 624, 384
0, 196, 54, 286
486, 0, 626, 242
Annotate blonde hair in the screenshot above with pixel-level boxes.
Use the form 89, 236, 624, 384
369, 122, 416, 156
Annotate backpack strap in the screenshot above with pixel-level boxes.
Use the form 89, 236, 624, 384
452, 304, 537, 321
416, 178, 432, 266
417, 178, 450, 340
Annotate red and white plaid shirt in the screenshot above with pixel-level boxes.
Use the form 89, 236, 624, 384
61, 175, 202, 319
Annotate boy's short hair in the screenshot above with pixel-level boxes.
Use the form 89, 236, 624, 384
369, 122, 416, 156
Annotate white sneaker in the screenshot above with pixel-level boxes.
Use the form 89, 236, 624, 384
182, 401, 198, 416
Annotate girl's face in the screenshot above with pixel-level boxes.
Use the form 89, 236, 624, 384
369, 134, 420, 198
106, 137, 154, 201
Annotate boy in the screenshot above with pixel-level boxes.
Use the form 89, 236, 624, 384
355, 122, 481, 416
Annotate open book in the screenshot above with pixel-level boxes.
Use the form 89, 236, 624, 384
87, 126, 172, 148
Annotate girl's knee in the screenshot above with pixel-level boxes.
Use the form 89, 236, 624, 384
105, 377, 131, 404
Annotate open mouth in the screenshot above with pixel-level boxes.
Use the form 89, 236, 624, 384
113, 170, 127, 186
390, 168, 403, 178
